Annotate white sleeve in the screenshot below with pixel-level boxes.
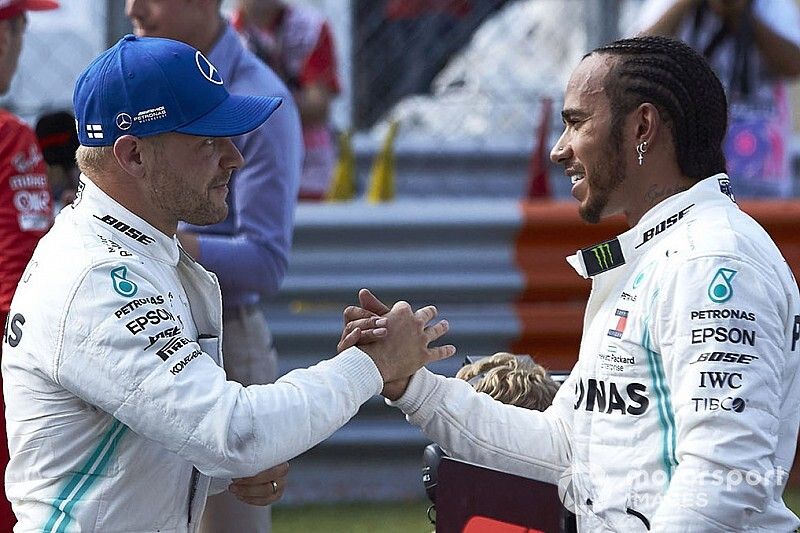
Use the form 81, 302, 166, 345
649, 255, 788, 530
754, 0, 800, 47
57, 261, 383, 479
389, 366, 574, 484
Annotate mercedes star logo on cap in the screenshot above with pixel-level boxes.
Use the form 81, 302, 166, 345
115, 113, 132, 131
195, 51, 223, 85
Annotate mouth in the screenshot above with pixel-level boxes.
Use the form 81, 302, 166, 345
567, 169, 585, 185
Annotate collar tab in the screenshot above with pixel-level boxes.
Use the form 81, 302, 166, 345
580, 238, 626, 277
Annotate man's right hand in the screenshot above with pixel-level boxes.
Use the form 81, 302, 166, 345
361, 300, 454, 384
338, 289, 455, 397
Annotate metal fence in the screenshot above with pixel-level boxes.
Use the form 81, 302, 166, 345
268, 198, 528, 504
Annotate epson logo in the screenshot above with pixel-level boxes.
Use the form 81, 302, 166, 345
690, 327, 755, 346
574, 378, 649, 416
699, 371, 742, 389
689, 351, 758, 365
93, 214, 155, 245
156, 336, 191, 362
125, 308, 175, 335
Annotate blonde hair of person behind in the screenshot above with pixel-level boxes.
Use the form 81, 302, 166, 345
455, 352, 559, 411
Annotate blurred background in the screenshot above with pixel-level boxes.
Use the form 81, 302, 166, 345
6, 1, 800, 530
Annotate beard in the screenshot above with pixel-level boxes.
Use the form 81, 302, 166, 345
145, 153, 229, 228
578, 135, 627, 224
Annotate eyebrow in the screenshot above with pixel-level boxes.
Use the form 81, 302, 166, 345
561, 108, 589, 122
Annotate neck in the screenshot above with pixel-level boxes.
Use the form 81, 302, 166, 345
624, 176, 693, 227
90, 173, 177, 237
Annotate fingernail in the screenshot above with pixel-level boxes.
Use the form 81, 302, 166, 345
375, 318, 388, 327
374, 328, 387, 336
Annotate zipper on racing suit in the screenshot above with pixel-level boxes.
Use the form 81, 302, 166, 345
188, 467, 200, 525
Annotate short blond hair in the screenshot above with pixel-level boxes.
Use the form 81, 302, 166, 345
456, 352, 559, 411
75, 145, 114, 177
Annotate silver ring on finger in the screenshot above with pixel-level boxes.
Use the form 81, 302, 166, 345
271, 480, 278, 495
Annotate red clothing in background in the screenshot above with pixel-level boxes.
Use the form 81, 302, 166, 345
0, 110, 52, 527
0, 109, 53, 314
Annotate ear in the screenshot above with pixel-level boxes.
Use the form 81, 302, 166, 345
633, 102, 661, 145
112, 135, 147, 178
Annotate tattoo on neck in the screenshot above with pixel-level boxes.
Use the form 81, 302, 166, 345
644, 184, 687, 206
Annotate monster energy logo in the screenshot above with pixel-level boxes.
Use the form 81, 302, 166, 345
591, 243, 614, 270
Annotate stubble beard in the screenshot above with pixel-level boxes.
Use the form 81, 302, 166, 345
578, 140, 626, 224
148, 162, 229, 228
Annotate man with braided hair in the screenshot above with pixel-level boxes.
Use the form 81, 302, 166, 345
343, 35, 800, 531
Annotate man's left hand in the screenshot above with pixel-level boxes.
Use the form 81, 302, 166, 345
228, 462, 289, 506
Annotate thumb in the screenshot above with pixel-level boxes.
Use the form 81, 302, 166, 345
359, 288, 391, 315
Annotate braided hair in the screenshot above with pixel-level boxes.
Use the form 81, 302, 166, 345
590, 35, 728, 181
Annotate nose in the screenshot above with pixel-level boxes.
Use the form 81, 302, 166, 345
550, 130, 572, 164
220, 138, 245, 170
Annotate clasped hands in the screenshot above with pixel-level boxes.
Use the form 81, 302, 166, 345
337, 289, 456, 400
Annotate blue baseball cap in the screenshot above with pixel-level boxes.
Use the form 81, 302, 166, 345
73, 34, 282, 147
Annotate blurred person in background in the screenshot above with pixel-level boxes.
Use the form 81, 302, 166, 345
0, 0, 57, 527
420, 352, 566, 529
234, 0, 340, 200
637, 0, 800, 198
35, 110, 79, 210
125, 0, 302, 529
454, 352, 559, 411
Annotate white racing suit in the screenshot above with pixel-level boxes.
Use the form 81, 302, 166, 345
1, 177, 382, 532
392, 175, 800, 532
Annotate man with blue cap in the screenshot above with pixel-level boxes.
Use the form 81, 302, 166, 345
0, 34, 455, 531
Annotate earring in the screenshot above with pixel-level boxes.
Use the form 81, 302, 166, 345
636, 141, 648, 166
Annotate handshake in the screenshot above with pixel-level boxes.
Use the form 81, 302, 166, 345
336, 289, 456, 400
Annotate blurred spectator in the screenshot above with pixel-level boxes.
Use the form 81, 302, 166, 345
0, 1, 58, 527
233, 0, 340, 200
126, 0, 302, 531
455, 352, 559, 411
34, 110, 79, 210
422, 353, 559, 503
637, 0, 800, 198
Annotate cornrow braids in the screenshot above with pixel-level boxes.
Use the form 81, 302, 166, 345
590, 35, 728, 181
